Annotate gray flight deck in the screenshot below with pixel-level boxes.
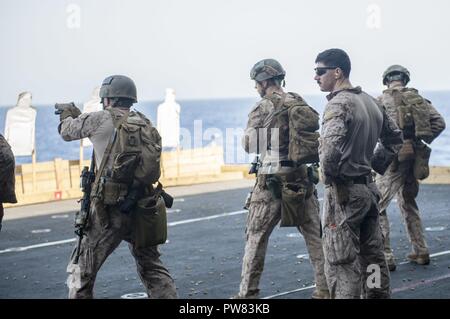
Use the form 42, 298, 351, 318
1, 180, 449, 299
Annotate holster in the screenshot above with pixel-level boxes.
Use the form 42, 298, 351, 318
307, 164, 320, 185
371, 144, 396, 175
265, 175, 283, 200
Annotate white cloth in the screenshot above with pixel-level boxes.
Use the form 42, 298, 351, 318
157, 88, 181, 148
81, 87, 102, 147
4, 92, 36, 156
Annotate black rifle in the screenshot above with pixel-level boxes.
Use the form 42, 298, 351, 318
248, 155, 260, 175
244, 158, 259, 210
73, 152, 96, 264
248, 128, 261, 176
245, 131, 261, 209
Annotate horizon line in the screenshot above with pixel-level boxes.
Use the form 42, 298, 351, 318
1, 88, 450, 108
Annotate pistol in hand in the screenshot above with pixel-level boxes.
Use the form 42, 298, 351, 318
54, 102, 76, 115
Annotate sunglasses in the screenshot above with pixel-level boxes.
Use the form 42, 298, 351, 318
315, 66, 338, 76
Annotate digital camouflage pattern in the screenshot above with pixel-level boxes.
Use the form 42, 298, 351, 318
320, 87, 402, 299
60, 107, 177, 299
376, 86, 446, 266
67, 201, 177, 298
376, 163, 427, 261
238, 93, 328, 298
250, 59, 286, 82
238, 175, 327, 298
0, 134, 17, 204
60, 109, 119, 169
322, 183, 390, 298
320, 87, 402, 182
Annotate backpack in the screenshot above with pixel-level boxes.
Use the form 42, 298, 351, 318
107, 109, 162, 186
286, 93, 320, 164
266, 92, 320, 165
397, 88, 433, 142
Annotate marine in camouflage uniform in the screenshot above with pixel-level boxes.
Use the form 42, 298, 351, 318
376, 65, 446, 270
315, 49, 403, 299
59, 75, 177, 299
236, 59, 328, 299
0, 134, 17, 231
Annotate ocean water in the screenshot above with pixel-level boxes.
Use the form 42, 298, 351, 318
0, 91, 449, 166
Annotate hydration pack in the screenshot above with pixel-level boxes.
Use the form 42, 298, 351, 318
107, 108, 162, 186
396, 88, 433, 143
266, 92, 320, 165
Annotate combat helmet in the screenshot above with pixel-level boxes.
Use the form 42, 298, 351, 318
383, 65, 410, 86
99, 75, 138, 103
250, 59, 286, 82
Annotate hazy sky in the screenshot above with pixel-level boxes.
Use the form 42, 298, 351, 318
1, 0, 449, 105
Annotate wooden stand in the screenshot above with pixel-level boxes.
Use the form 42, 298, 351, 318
31, 149, 37, 192
79, 140, 84, 174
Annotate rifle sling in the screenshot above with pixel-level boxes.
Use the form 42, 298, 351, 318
92, 110, 130, 189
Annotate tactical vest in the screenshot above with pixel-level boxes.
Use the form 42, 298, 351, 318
264, 92, 320, 165
388, 88, 433, 141
93, 109, 162, 205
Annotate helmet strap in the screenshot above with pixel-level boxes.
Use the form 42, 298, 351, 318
260, 81, 269, 97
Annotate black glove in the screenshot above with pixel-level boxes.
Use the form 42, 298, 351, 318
266, 175, 282, 200
55, 102, 82, 121
371, 144, 396, 175
119, 197, 136, 214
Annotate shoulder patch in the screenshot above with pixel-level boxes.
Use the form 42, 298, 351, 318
323, 99, 349, 122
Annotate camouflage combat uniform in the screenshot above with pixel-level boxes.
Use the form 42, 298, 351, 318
0, 134, 17, 230
0, 134, 17, 204
238, 93, 328, 298
376, 87, 446, 265
59, 108, 177, 299
320, 87, 402, 299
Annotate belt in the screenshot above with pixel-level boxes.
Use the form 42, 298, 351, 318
328, 174, 373, 186
347, 174, 373, 185
261, 160, 296, 168
279, 160, 295, 167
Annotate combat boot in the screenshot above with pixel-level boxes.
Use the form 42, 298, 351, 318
387, 262, 396, 272
407, 252, 430, 265
385, 252, 397, 271
311, 289, 330, 299
230, 290, 260, 299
